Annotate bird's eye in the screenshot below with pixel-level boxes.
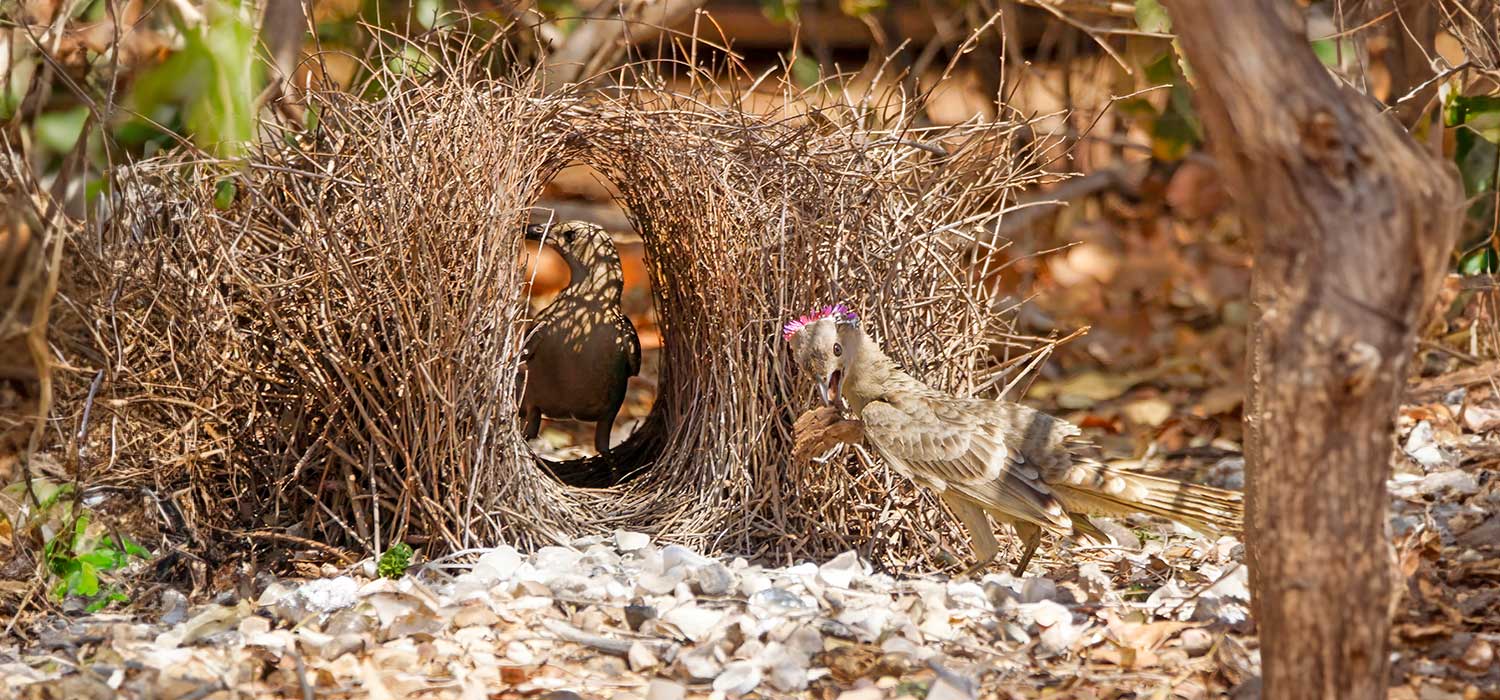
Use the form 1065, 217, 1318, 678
833, 342, 842, 357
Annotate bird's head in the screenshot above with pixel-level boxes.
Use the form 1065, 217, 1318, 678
783, 304, 859, 408
524, 220, 614, 261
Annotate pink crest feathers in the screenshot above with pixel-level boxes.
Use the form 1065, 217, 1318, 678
782, 304, 858, 341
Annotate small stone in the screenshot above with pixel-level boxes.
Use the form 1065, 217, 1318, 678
945, 581, 988, 610
586, 656, 628, 676
1418, 470, 1480, 496
676, 646, 722, 680
1404, 421, 1455, 470
1460, 637, 1494, 672
763, 644, 811, 692
1020, 577, 1057, 603
321, 633, 366, 661
818, 551, 866, 589
616, 530, 651, 552
472, 546, 524, 582
628, 642, 660, 671
926, 676, 975, 700
542, 692, 584, 700
1002, 622, 1030, 645
749, 587, 814, 618
505, 641, 535, 665
836, 688, 884, 700
694, 563, 736, 597
1179, 628, 1214, 657
638, 570, 685, 596
661, 545, 711, 571
645, 679, 687, 700
662, 605, 724, 642
534, 546, 583, 573
159, 589, 189, 626
625, 604, 657, 631
1095, 520, 1141, 551
1030, 600, 1077, 654
713, 660, 763, 696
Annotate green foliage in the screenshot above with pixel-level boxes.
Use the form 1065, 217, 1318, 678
537, 0, 582, 34
760, 0, 800, 23
761, 0, 885, 22
789, 48, 821, 89
1, 53, 37, 120
42, 513, 151, 612
213, 179, 238, 210
377, 543, 415, 578
1310, 36, 1358, 70
35, 108, 90, 154
1117, 52, 1202, 161
1446, 93, 1500, 274
130, 0, 264, 159
3, 479, 150, 612
838, 0, 886, 19
1133, 0, 1171, 34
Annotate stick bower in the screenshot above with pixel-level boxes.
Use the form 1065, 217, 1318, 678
52, 68, 1058, 569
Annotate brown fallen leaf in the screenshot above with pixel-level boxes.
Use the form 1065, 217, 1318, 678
1122, 397, 1173, 428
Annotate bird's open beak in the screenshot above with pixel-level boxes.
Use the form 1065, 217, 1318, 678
821, 368, 844, 409
523, 223, 548, 242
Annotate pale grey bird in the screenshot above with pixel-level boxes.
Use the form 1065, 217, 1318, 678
783, 304, 1242, 576
521, 221, 641, 455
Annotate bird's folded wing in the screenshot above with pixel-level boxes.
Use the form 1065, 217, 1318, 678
860, 395, 1072, 531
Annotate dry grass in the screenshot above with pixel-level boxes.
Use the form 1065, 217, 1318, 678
40, 29, 1071, 572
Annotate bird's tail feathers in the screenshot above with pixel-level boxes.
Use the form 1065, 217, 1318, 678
1055, 462, 1243, 535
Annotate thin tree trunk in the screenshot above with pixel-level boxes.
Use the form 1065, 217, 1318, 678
1159, 0, 1464, 697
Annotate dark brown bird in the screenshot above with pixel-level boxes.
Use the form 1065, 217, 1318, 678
521, 221, 641, 455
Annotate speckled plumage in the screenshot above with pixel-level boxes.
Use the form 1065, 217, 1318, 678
786, 311, 1242, 575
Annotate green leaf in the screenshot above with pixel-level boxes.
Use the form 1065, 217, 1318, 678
131, 0, 263, 159
86, 588, 129, 613
1134, 0, 1171, 33
1460, 247, 1496, 275
121, 537, 151, 560
1, 55, 36, 121
415, 0, 441, 28
377, 542, 415, 579
789, 49, 820, 89
75, 563, 100, 597
214, 179, 238, 210
838, 0, 885, 18
761, 0, 799, 23
1448, 94, 1500, 143
78, 549, 121, 570
36, 107, 90, 154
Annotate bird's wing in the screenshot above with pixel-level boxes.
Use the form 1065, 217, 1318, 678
860, 394, 1073, 531
616, 309, 641, 376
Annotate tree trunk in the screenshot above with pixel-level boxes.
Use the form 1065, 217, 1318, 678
1159, 0, 1464, 697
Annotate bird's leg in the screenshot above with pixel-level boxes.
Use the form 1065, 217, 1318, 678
594, 404, 620, 456
523, 407, 542, 441
942, 493, 999, 578
1011, 521, 1043, 577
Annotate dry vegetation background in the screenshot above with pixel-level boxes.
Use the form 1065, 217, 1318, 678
1, 0, 1499, 696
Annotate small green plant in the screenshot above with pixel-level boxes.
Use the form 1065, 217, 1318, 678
377, 542, 415, 579
43, 513, 151, 612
